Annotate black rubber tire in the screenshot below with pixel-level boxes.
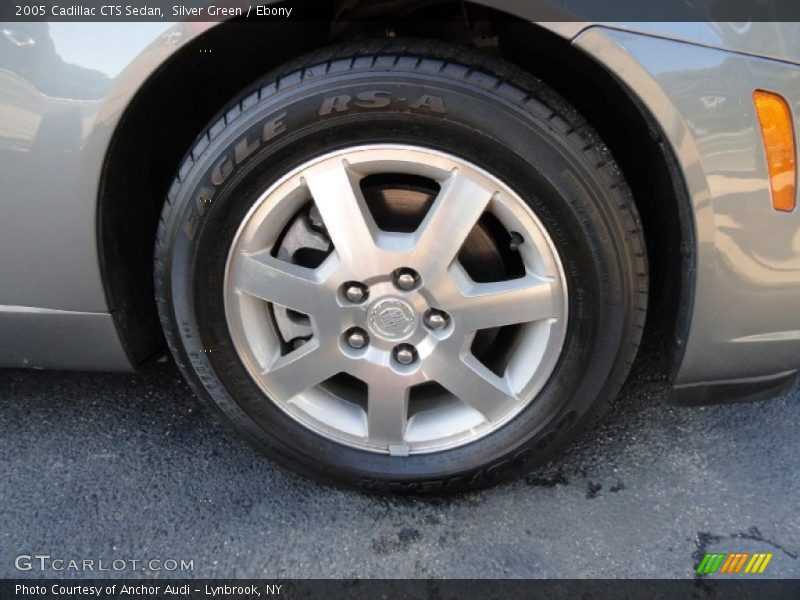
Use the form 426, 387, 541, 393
155, 39, 648, 494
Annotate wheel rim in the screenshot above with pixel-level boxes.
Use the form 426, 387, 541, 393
224, 145, 568, 455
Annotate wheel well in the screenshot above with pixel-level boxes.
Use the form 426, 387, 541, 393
99, 3, 693, 376
495, 21, 694, 379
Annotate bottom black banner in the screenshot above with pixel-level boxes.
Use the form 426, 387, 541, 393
3, 579, 800, 600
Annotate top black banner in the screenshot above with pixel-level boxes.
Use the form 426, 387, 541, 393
3, 0, 800, 22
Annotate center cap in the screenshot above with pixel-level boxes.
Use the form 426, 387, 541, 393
367, 298, 417, 340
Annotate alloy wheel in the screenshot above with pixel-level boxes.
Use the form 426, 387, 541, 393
224, 145, 568, 455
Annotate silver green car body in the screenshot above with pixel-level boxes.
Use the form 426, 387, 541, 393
1, 12, 799, 403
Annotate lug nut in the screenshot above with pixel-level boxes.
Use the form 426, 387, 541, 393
424, 309, 449, 330
394, 268, 420, 291
346, 328, 368, 349
343, 282, 368, 304
393, 344, 417, 365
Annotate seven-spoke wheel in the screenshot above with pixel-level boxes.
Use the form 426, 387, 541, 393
224, 146, 568, 455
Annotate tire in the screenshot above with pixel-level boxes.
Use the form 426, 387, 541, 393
155, 39, 647, 493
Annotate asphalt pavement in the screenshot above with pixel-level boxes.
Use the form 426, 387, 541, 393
1, 343, 798, 579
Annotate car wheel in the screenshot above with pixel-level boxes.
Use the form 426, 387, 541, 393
155, 39, 647, 493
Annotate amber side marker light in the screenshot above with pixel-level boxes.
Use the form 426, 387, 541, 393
753, 89, 796, 212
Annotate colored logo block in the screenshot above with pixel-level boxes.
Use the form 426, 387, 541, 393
696, 552, 773, 575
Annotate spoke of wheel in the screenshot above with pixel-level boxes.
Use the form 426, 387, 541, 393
367, 376, 410, 450
426, 350, 519, 423
303, 159, 379, 268
230, 249, 334, 315
414, 169, 494, 272
263, 340, 342, 400
454, 272, 562, 330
